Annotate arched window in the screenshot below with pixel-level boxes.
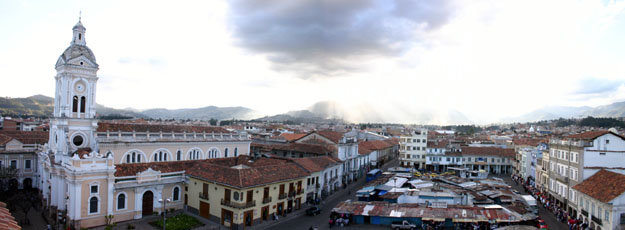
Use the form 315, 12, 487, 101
89, 197, 98, 214
72, 96, 78, 113
225, 148, 228, 158
80, 96, 86, 113
154, 154, 158, 162
79, 33, 82, 40
234, 148, 238, 157
132, 152, 136, 162
126, 154, 131, 163
164, 152, 167, 161
137, 154, 141, 163
159, 152, 163, 161
117, 193, 126, 210
177, 150, 181, 161
173, 187, 180, 201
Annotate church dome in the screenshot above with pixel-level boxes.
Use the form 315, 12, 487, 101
56, 44, 97, 67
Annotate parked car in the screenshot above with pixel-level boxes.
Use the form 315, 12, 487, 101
306, 206, 321, 216
390, 220, 416, 230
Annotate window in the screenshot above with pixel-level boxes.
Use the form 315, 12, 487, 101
606, 139, 610, 144
80, 96, 86, 113
177, 150, 181, 160
91, 185, 98, 194
235, 147, 238, 156
173, 187, 180, 201
189, 149, 201, 160
10, 160, 17, 169
605, 210, 609, 222
72, 96, 78, 113
154, 154, 158, 161
225, 148, 228, 157
620, 213, 625, 225
600, 152, 606, 156
24, 159, 31, 169
599, 207, 602, 219
89, 197, 98, 214
117, 193, 126, 210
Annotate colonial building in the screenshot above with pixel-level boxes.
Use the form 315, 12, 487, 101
572, 169, 625, 230
0, 131, 47, 190
37, 20, 251, 229
547, 130, 625, 217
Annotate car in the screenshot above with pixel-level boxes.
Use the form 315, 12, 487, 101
390, 220, 416, 230
306, 206, 321, 216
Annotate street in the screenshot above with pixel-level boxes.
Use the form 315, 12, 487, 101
268, 159, 399, 230
501, 176, 568, 230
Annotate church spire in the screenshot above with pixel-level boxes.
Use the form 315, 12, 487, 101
71, 14, 86, 46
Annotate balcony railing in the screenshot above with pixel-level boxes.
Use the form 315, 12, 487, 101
297, 190, 303, 195
199, 192, 209, 200
591, 215, 602, 225
262, 196, 272, 204
221, 199, 256, 209
278, 193, 287, 200
288, 191, 296, 198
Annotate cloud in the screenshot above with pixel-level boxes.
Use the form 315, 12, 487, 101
227, 0, 456, 79
573, 77, 625, 95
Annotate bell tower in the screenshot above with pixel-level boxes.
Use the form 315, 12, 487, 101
49, 18, 99, 158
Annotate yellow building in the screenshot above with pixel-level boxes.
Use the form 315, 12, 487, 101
185, 156, 308, 229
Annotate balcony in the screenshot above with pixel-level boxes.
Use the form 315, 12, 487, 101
581, 210, 588, 217
591, 215, 602, 225
279, 193, 287, 200
297, 190, 303, 195
221, 199, 256, 209
199, 192, 209, 200
288, 191, 296, 198
262, 196, 272, 204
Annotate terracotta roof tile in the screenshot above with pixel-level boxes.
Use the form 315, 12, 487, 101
0, 202, 20, 230
97, 122, 230, 133
116, 156, 309, 189
0, 131, 48, 145
279, 133, 307, 142
252, 142, 334, 155
0, 134, 13, 145
572, 169, 625, 203
316, 130, 344, 143
566, 130, 624, 141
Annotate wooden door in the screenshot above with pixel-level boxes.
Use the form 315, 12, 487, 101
224, 188, 231, 201
262, 206, 269, 220
244, 210, 253, 227
263, 187, 269, 200
246, 190, 253, 202
200, 201, 210, 218
142, 191, 153, 216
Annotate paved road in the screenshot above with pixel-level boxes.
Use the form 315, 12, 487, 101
500, 176, 568, 230
269, 159, 399, 230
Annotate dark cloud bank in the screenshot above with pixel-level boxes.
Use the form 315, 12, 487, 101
228, 0, 456, 78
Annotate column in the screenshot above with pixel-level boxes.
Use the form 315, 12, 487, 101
134, 188, 142, 219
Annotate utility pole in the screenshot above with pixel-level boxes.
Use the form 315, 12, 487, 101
159, 198, 171, 230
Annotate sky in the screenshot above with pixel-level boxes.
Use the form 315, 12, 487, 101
1, 0, 625, 125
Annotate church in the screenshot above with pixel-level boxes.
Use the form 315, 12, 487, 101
38, 19, 252, 228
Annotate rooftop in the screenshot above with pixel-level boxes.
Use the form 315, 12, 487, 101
572, 169, 625, 203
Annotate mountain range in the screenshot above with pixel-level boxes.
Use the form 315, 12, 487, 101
2, 95, 625, 124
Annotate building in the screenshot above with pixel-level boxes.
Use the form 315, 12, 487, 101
547, 130, 625, 217
0, 131, 47, 190
399, 129, 428, 169
572, 169, 625, 230
358, 139, 398, 167
295, 131, 364, 183
290, 156, 343, 202
38, 20, 251, 229
185, 156, 309, 229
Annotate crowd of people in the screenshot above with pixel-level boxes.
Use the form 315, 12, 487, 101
512, 174, 592, 230
328, 212, 351, 228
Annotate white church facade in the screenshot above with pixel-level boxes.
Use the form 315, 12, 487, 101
38, 20, 251, 228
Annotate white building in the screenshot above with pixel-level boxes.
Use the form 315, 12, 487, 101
572, 169, 625, 230
399, 129, 428, 169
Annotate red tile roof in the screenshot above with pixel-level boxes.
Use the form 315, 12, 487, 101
572, 169, 625, 203
566, 130, 624, 141
358, 139, 397, 155
279, 133, 307, 142
252, 142, 334, 155
0, 131, 48, 145
427, 140, 448, 149
0, 134, 13, 145
97, 122, 230, 133
0, 202, 20, 230
460, 147, 515, 158
115, 156, 310, 189
316, 130, 344, 144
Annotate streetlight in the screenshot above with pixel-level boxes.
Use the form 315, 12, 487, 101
158, 198, 171, 230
